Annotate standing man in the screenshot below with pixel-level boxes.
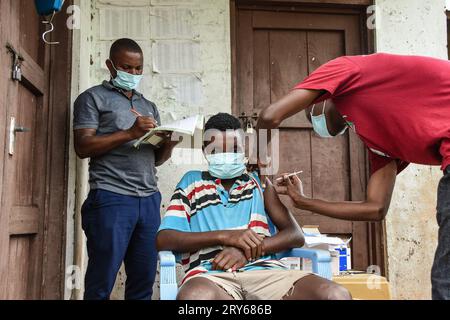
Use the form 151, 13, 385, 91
73, 38, 179, 300
256, 53, 450, 300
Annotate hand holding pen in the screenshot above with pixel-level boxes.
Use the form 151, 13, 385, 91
128, 107, 158, 139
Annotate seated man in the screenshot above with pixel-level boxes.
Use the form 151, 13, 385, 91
156, 113, 351, 300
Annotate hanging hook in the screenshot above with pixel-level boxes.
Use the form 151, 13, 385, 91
42, 11, 59, 45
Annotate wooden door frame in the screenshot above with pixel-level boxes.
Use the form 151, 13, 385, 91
447, 11, 450, 59
41, 1, 73, 299
0, 0, 72, 299
230, 0, 386, 275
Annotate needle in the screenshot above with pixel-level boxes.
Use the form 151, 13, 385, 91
276, 171, 303, 182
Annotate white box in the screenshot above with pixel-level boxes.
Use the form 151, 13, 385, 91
302, 225, 352, 275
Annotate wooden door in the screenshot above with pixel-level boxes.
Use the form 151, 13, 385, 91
234, 3, 383, 272
0, 0, 72, 299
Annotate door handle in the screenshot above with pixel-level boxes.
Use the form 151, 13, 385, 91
9, 117, 30, 156
14, 127, 31, 133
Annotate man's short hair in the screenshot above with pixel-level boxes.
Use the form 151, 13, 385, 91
109, 38, 143, 59
204, 113, 242, 132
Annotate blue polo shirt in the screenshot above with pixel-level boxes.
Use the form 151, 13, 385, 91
159, 171, 288, 283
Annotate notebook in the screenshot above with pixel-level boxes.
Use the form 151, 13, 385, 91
133, 115, 204, 148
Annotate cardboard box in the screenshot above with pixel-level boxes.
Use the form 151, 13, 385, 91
331, 250, 340, 276
280, 257, 301, 270
280, 257, 313, 272
332, 273, 392, 300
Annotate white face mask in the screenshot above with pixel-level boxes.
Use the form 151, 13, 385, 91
310, 101, 347, 138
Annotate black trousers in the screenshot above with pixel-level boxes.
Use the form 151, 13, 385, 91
431, 166, 450, 300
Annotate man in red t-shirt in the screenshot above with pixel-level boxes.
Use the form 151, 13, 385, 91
256, 53, 450, 300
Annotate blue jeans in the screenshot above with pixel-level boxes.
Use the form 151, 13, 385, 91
432, 166, 450, 300
81, 189, 161, 300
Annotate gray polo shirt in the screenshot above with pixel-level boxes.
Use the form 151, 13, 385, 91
73, 81, 161, 197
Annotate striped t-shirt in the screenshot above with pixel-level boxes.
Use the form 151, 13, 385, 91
158, 171, 288, 283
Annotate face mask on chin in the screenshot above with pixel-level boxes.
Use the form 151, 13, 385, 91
206, 152, 247, 180
310, 101, 347, 138
108, 59, 143, 91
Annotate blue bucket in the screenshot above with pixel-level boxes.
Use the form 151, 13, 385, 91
34, 0, 65, 16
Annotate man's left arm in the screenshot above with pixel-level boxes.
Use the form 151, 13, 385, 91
261, 178, 305, 256
208, 177, 304, 271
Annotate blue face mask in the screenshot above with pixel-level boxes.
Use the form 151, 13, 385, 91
310, 101, 347, 138
206, 153, 247, 180
109, 60, 143, 91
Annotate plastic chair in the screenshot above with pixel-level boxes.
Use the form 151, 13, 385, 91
158, 189, 332, 300
159, 247, 332, 300
159, 239, 332, 300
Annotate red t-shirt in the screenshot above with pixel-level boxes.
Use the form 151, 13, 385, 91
295, 53, 450, 175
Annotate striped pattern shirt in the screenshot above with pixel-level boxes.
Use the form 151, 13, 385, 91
158, 171, 288, 283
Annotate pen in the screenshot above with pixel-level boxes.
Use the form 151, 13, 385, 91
276, 171, 303, 182
130, 107, 143, 117
131, 107, 154, 119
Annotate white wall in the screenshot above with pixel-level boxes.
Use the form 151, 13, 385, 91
91, 0, 231, 208
375, 0, 448, 299
65, 0, 92, 300
68, 0, 231, 299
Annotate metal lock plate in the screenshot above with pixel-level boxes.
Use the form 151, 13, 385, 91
6, 43, 24, 82
246, 120, 254, 134
12, 63, 22, 81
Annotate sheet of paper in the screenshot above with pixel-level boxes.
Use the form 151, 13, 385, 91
161, 74, 204, 106
152, 41, 201, 74
150, 7, 194, 39
98, 7, 150, 41
156, 115, 203, 134
304, 235, 352, 248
